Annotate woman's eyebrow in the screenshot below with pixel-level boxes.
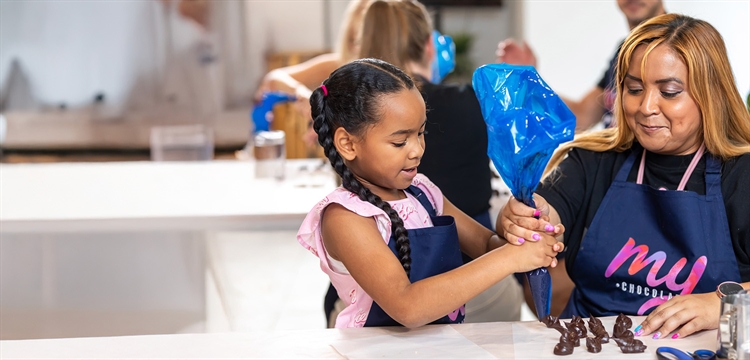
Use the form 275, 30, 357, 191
625, 74, 642, 82
655, 77, 684, 85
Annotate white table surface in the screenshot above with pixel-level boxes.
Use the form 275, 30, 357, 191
0, 316, 718, 359
0, 159, 336, 233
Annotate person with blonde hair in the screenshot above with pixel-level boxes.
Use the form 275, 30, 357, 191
499, 13, 750, 339
253, 0, 371, 121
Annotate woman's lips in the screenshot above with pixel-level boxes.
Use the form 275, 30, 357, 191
639, 124, 667, 133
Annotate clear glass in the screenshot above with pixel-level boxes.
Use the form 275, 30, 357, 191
253, 130, 285, 179
150, 124, 214, 161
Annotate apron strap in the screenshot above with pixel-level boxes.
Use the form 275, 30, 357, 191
404, 185, 437, 217
636, 143, 706, 191
704, 152, 723, 197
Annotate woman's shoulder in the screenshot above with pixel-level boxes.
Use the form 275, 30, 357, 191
721, 152, 750, 180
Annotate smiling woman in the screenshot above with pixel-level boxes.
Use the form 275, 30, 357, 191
496, 13, 750, 340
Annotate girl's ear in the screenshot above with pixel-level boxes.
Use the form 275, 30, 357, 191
334, 127, 357, 161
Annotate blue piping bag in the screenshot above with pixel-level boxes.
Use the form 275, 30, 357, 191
471, 64, 575, 319
430, 30, 456, 84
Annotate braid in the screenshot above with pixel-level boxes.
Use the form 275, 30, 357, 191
310, 59, 415, 277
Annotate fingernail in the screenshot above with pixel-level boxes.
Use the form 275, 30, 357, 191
532, 233, 541, 241
533, 209, 541, 218
671, 333, 679, 339
518, 238, 525, 244
545, 224, 555, 232
652, 332, 661, 340
633, 325, 642, 333
634, 329, 643, 336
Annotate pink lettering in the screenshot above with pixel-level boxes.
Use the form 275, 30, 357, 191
605, 238, 707, 294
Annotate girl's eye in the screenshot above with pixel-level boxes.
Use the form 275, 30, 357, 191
418, 130, 428, 136
661, 91, 681, 99
392, 142, 406, 148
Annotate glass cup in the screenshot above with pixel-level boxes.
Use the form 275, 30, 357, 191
150, 124, 214, 161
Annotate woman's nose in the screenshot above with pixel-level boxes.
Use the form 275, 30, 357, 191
639, 89, 660, 116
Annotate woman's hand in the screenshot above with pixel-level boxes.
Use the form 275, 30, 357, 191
635, 292, 721, 339
498, 195, 563, 245
506, 231, 564, 272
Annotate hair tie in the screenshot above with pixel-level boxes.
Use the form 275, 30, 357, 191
321, 85, 328, 97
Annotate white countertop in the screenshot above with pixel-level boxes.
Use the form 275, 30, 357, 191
0, 159, 336, 233
0, 316, 718, 359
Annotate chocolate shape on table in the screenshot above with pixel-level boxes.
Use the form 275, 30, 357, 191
613, 337, 643, 347
565, 321, 587, 340
616, 313, 633, 329
588, 317, 609, 340
558, 325, 580, 347
554, 331, 576, 355
541, 315, 560, 328
618, 339, 647, 353
585, 337, 602, 353
553, 342, 574, 356
588, 316, 604, 333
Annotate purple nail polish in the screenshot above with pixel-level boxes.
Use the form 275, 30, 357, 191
671, 333, 679, 339
518, 238, 525, 244
652, 332, 661, 340
634, 329, 643, 336
545, 224, 555, 232
532, 233, 541, 241
533, 209, 541, 218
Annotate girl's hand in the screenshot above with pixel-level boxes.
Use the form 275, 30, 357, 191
635, 293, 721, 339
498, 195, 563, 245
508, 232, 564, 273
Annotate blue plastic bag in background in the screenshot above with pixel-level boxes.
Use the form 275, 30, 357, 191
430, 30, 456, 84
472, 64, 576, 319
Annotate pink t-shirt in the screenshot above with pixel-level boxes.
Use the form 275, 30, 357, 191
297, 174, 444, 328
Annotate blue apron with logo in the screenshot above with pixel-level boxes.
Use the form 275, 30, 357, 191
364, 185, 465, 326
561, 145, 741, 318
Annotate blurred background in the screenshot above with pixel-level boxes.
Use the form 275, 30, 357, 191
1, 0, 748, 341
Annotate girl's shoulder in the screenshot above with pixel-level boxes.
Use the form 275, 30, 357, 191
296, 174, 444, 255
410, 173, 444, 215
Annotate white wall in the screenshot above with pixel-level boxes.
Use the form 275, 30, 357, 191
523, 0, 750, 100
0, 1, 164, 109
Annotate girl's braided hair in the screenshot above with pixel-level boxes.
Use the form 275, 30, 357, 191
310, 58, 415, 276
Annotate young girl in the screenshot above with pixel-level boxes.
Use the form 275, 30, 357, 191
297, 58, 564, 328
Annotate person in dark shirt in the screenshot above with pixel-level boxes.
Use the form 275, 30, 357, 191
498, 14, 750, 339
496, 0, 666, 132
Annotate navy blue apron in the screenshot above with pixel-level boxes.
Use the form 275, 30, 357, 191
364, 185, 465, 326
561, 144, 741, 318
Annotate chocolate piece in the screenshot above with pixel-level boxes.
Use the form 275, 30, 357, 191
618, 339, 647, 353
613, 337, 644, 347
541, 315, 560, 328
585, 337, 602, 353
616, 313, 633, 329
553, 342, 574, 356
554, 331, 576, 355
588, 316, 609, 340
564, 320, 587, 341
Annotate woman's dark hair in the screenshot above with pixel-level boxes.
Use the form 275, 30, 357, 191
311, 58, 416, 276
